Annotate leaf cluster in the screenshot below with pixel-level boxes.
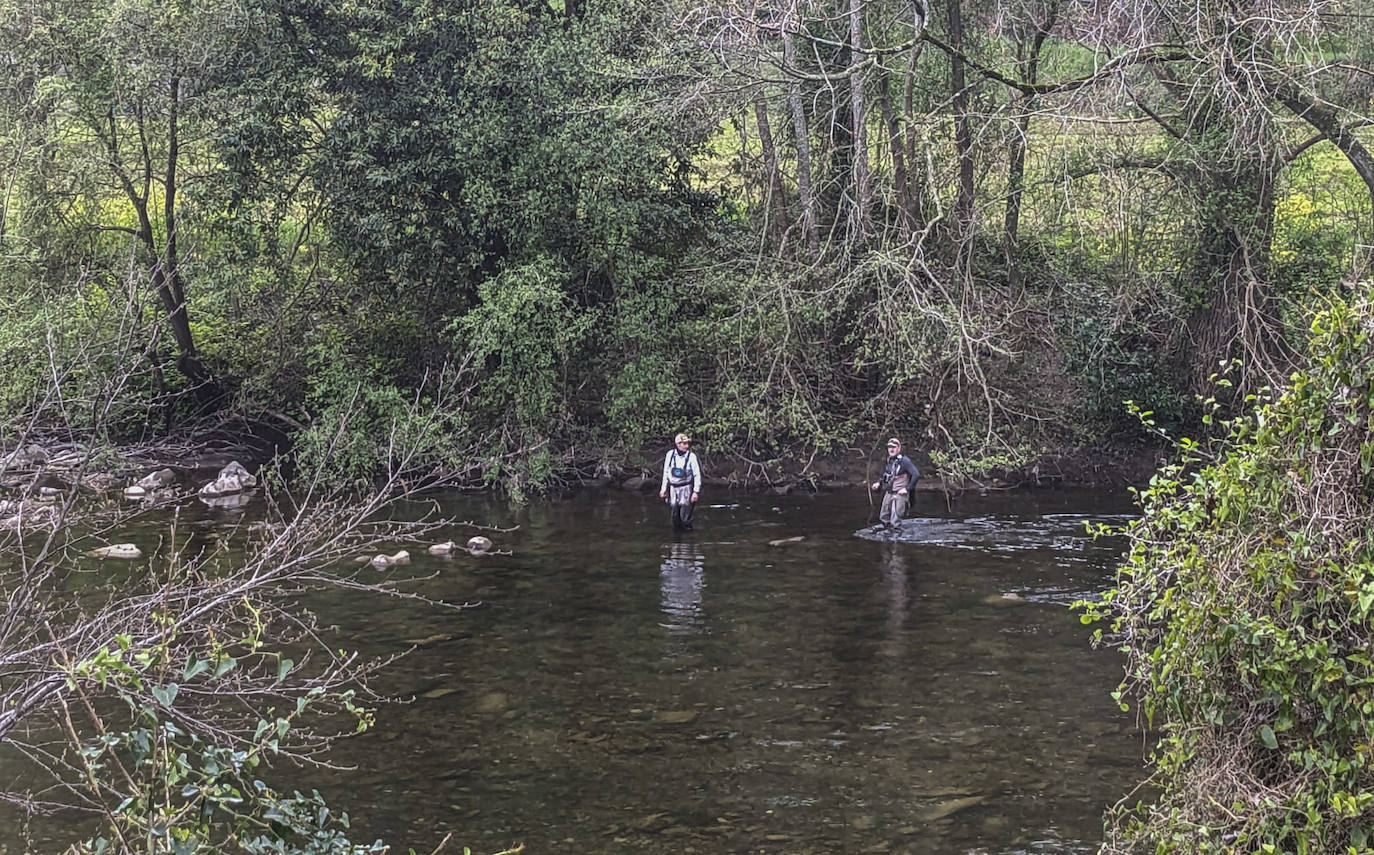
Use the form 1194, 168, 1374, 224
1083, 292, 1374, 853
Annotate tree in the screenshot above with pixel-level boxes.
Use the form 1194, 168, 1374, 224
0, 0, 276, 400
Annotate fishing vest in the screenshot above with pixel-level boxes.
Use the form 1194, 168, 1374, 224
669, 451, 696, 487
884, 456, 912, 492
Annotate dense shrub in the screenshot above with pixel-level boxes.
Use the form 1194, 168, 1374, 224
1086, 292, 1374, 853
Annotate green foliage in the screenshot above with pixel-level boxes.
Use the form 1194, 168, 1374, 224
600, 281, 701, 449
1081, 291, 1374, 853
450, 259, 594, 494
274, 0, 713, 304
66, 631, 384, 855
1272, 189, 1354, 304
294, 332, 471, 486
0, 276, 192, 440
1054, 278, 1190, 440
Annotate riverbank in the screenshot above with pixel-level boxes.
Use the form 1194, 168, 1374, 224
606, 441, 1164, 495
2, 414, 1164, 506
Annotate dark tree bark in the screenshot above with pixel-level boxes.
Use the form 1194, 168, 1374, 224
782, 24, 820, 254
1183, 153, 1289, 397
877, 71, 914, 235
103, 73, 218, 404
847, 0, 871, 244
753, 97, 793, 254
1003, 1, 1058, 290
901, 42, 926, 230
947, 0, 974, 234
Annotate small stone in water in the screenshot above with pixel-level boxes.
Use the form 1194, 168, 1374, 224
472, 692, 507, 713
654, 710, 698, 724
88, 543, 142, 559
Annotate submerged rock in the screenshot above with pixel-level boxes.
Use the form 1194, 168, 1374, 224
428, 540, 457, 555
370, 550, 411, 568
982, 592, 1027, 606
472, 691, 508, 713
200, 492, 253, 510
654, 709, 698, 725
919, 795, 985, 822
88, 543, 142, 560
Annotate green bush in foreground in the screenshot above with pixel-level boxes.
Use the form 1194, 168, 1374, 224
1085, 293, 1374, 853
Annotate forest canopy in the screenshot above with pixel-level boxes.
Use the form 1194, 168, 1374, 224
1, 0, 1371, 483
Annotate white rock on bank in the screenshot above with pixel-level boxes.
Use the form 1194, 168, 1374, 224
137, 468, 177, 490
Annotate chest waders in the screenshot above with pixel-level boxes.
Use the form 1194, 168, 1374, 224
879, 455, 913, 530
668, 451, 696, 531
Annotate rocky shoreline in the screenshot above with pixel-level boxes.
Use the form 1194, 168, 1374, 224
1, 421, 1161, 531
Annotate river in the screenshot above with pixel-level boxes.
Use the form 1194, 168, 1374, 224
5, 486, 1146, 854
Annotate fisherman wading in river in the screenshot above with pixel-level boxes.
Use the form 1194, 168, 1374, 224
660, 433, 702, 531
871, 437, 921, 530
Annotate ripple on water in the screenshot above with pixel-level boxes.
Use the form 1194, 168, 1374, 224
852, 513, 1136, 552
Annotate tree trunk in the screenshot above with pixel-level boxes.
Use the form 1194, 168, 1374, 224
824, 44, 854, 241
1004, 5, 1055, 290
1003, 109, 1029, 290
947, 0, 974, 235
158, 74, 216, 400
1184, 156, 1289, 398
782, 25, 820, 255
847, 0, 871, 245
878, 72, 913, 235
902, 42, 926, 230
753, 97, 792, 255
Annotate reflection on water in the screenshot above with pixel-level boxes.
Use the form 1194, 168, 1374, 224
659, 539, 705, 635
2, 487, 1147, 855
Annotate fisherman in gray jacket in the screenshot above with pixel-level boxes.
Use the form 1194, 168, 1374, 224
659, 432, 702, 531
871, 437, 921, 529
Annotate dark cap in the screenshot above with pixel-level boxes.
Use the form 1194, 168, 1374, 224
886, 437, 901, 448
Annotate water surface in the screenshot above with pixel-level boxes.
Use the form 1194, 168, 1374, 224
310, 488, 1144, 854
4, 487, 1146, 854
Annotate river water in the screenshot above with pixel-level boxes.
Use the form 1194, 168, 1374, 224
6, 487, 1147, 854
310, 487, 1143, 855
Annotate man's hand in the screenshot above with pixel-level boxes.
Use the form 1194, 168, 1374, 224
870, 481, 880, 490
690, 492, 699, 503
659, 490, 667, 499
898, 488, 907, 495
